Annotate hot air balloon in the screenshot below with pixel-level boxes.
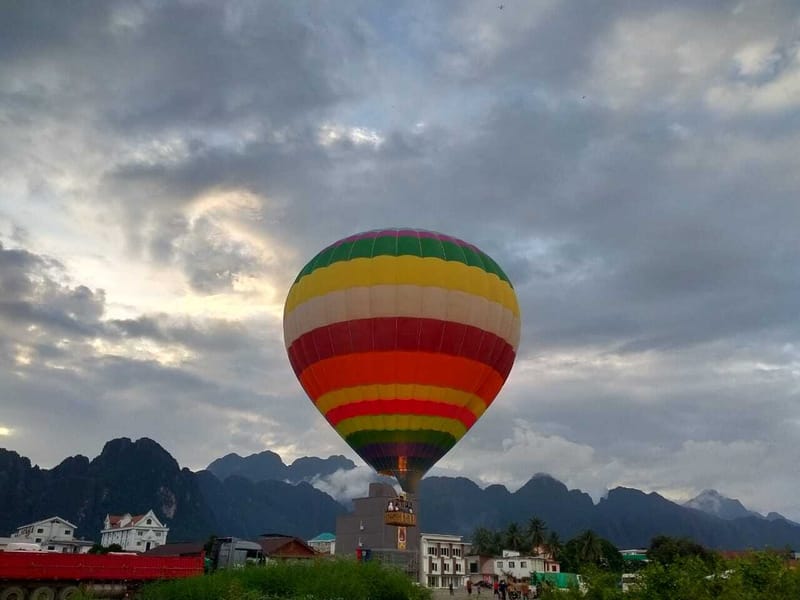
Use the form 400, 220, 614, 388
283, 229, 520, 527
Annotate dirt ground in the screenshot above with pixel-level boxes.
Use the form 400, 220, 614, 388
431, 588, 496, 600
431, 588, 535, 600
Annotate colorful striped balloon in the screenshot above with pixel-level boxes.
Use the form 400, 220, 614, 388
283, 228, 521, 493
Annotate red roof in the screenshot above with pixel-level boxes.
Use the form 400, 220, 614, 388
106, 514, 147, 529
257, 536, 316, 558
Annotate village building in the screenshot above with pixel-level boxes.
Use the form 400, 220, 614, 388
466, 554, 497, 587
335, 482, 419, 579
420, 532, 470, 589
493, 550, 560, 581
307, 532, 336, 554
257, 534, 317, 560
10, 517, 93, 553
100, 509, 168, 552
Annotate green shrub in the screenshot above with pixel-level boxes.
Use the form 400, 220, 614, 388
139, 558, 432, 600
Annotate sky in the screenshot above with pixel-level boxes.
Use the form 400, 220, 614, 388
1, 0, 800, 519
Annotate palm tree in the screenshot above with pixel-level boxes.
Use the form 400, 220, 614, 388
505, 522, 524, 552
576, 529, 603, 564
470, 527, 494, 555
526, 517, 547, 554
545, 531, 562, 560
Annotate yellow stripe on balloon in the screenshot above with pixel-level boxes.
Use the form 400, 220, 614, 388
315, 384, 489, 419
285, 255, 519, 316
334, 414, 468, 439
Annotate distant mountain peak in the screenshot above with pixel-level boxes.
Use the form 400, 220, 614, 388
206, 450, 356, 484
767, 512, 788, 522
684, 489, 759, 520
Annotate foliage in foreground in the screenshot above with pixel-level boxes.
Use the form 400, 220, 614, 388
138, 558, 432, 600
539, 552, 800, 600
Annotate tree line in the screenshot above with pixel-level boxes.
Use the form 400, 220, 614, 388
471, 520, 800, 598
470, 518, 624, 573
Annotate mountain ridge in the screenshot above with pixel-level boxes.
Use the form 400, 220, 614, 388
3, 439, 800, 551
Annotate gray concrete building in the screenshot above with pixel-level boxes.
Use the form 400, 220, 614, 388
335, 482, 419, 579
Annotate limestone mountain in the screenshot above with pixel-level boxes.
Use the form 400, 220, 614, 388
418, 477, 800, 550
5, 441, 800, 551
0, 438, 344, 542
206, 451, 355, 484
683, 489, 760, 520
0, 438, 215, 541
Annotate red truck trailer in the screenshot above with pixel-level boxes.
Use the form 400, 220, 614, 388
0, 551, 204, 600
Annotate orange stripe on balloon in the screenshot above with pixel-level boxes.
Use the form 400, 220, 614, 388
325, 399, 478, 429
298, 351, 506, 404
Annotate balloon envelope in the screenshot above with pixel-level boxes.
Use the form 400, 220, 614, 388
283, 228, 521, 493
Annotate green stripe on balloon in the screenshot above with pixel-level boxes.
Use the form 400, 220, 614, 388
346, 429, 458, 449
294, 234, 511, 284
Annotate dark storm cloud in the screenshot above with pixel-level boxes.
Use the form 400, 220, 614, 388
8, 0, 792, 352
3, 0, 800, 516
0, 242, 105, 337
0, 1, 345, 129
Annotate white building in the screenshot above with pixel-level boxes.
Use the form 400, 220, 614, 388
307, 532, 336, 554
100, 509, 168, 552
494, 550, 561, 581
420, 533, 470, 589
11, 517, 93, 553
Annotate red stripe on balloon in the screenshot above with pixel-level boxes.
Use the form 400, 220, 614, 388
324, 399, 478, 429
287, 316, 515, 378
298, 351, 507, 403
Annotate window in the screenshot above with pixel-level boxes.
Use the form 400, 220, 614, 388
455, 564, 462, 572
551, 565, 557, 572
37, 528, 44, 534
469, 562, 478, 574
47, 546, 55, 551
431, 563, 438, 572
496, 561, 503, 569
453, 548, 461, 557
428, 547, 437, 556
137, 541, 142, 546
443, 563, 450, 572
521, 561, 527, 568
146, 519, 152, 525
441, 547, 449, 556
35, 538, 42, 543
138, 531, 143, 536
156, 532, 162, 537
64, 530, 71, 535
508, 561, 515, 568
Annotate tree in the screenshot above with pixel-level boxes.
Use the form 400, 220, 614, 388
526, 517, 547, 554
545, 531, 562, 560
598, 538, 624, 573
505, 522, 524, 552
647, 535, 716, 566
470, 526, 496, 555
576, 530, 603, 564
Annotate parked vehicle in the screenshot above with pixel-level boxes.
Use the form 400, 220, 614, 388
0, 549, 203, 600
207, 537, 264, 570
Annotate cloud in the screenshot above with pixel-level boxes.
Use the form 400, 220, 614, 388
2, 0, 800, 522
309, 467, 394, 506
